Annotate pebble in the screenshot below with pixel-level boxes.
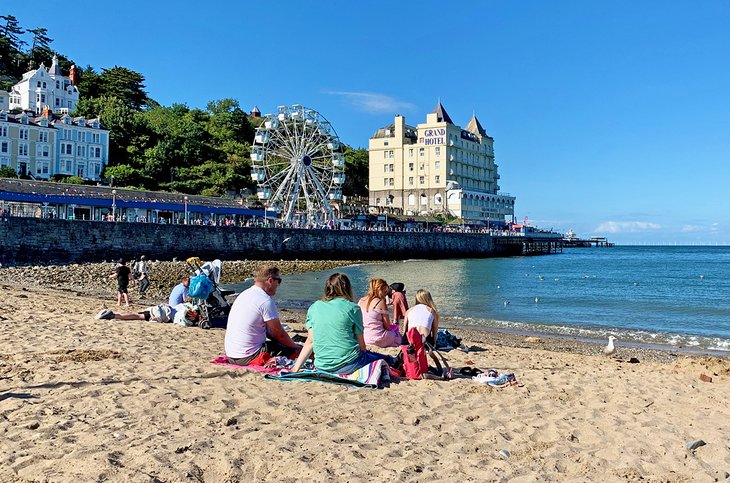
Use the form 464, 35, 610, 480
686, 439, 706, 451
112, 432, 125, 440
27, 421, 40, 430
224, 417, 237, 427
409, 417, 420, 426
499, 449, 511, 459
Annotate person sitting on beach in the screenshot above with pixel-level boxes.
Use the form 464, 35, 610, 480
169, 276, 190, 306
109, 258, 131, 307
224, 264, 301, 365
358, 278, 401, 348
291, 273, 395, 373
389, 282, 409, 327
403, 289, 440, 345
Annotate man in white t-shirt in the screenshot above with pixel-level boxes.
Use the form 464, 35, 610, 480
224, 264, 301, 365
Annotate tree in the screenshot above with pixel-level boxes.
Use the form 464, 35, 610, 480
27, 27, 53, 65
0, 15, 26, 82
342, 147, 369, 197
75, 65, 101, 99
0, 166, 17, 178
98, 66, 152, 110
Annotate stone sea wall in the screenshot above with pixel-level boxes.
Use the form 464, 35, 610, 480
0, 218, 519, 266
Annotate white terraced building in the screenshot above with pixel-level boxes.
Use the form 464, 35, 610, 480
9, 55, 79, 115
368, 102, 515, 226
0, 56, 109, 180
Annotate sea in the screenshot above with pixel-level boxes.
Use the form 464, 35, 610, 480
225, 246, 730, 354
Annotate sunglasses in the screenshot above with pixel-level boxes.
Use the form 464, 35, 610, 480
271, 277, 282, 284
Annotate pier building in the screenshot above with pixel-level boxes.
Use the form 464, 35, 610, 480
368, 103, 515, 226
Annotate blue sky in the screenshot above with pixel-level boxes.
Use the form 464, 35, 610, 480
11, 1, 730, 244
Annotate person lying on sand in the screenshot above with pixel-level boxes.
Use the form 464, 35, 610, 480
96, 302, 201, 326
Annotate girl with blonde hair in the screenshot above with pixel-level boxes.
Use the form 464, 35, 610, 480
403, 289, 440, 344
357, 278, 401, 348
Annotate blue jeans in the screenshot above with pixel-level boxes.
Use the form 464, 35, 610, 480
333, 350, 396, 374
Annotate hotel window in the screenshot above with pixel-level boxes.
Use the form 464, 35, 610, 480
91, 147, 101, 158
20, 128, 29, 140
408, 194, 415, 205
37, 145, 50, 157
77, 145, 86, 157
408, 162, 414, 172
419, 176, 425, 185
39, 131, 49, 143
62, 143, 73, 155
0, 141, 8, 153
63, 129, 72, 140
55, 99, 60, 107
408, 148, 413, 157
61, 159, 73, 173
435, 147, 441, 156
389, 178, 394, 186
384, 141, 389, 146
56, 81, 60, 89
435, 161, 440, 169
93, 163, 102, 176
18, 143, 28, 156
419, 163, 425, 171
0, 126, 6, 137
435, 175, 441, 184
80, 132, 86, 142
419, 148, 424, 157
91, 133, 100, 143
408, 177, 414, 185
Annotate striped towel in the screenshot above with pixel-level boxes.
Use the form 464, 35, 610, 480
265, 359, 389, 388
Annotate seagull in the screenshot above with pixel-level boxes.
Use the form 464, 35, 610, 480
604, 336, 616, 356
699, 275, 704, 279
282, 237, 292, 244
538, 275, 545, 281
497, 285, 501, 289
534, 297, 540, 303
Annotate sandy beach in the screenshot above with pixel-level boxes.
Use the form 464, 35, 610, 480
1, 277, 729, 482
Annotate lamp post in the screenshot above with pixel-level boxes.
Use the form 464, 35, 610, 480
111, 189, 117, 221
184, 195, 188, 225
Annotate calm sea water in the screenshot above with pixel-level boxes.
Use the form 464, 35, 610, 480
225, 246, 730, 353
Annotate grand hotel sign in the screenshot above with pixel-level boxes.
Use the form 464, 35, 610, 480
418, 128, 445, 146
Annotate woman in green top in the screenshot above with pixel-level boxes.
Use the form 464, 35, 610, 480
292, 273, 395, 373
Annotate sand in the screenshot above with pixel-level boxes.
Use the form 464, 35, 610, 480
1, 284, 729, 482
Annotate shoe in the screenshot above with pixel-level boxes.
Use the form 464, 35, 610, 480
95, 309, 115, 320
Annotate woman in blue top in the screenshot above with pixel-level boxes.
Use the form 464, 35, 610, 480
292, 273, 395, 373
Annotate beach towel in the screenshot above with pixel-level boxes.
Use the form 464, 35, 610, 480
264, 359, 389, 389
208, 355, 294, 375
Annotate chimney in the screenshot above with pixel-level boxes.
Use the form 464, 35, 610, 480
69, 65, 78, 85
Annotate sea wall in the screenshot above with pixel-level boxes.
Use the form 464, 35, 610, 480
0, 218, 522, 265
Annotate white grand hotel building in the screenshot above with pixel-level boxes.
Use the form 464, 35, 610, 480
368, 102, 515, 226
0, 56, 109, 180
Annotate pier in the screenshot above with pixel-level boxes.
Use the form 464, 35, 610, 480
562, 236, 615, 248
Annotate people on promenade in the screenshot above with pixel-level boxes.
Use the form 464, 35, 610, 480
224, 264, 301, 365
134, 255, 150, 299
358, 278, 401, 348
291, 273, 396, 373
168, 276, 190, 306
389, 282, 409, 327
403, 289, 440, 345
109, 258, 131, 307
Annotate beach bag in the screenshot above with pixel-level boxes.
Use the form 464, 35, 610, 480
188, 274, 213, 300
401, 327, 428, 380
150, 304, 173, 323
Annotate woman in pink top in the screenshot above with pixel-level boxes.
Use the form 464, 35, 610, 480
358, 278, 401, 348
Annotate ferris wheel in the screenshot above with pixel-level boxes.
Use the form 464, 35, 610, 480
250, 105, 345, 224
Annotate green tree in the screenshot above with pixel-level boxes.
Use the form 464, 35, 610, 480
98, 66, 152, 110
0, 15, 26, 83
27, 27, 53, 66
76, 65, 101, 99
0, 166, 17, 178
342, 146, 369, 197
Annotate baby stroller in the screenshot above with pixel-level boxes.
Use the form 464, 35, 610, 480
185, 257, 233, 329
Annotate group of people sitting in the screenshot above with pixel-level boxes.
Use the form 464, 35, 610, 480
224, 263, 440, 374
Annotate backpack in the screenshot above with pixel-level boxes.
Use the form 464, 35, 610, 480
401, 327, 428, 379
